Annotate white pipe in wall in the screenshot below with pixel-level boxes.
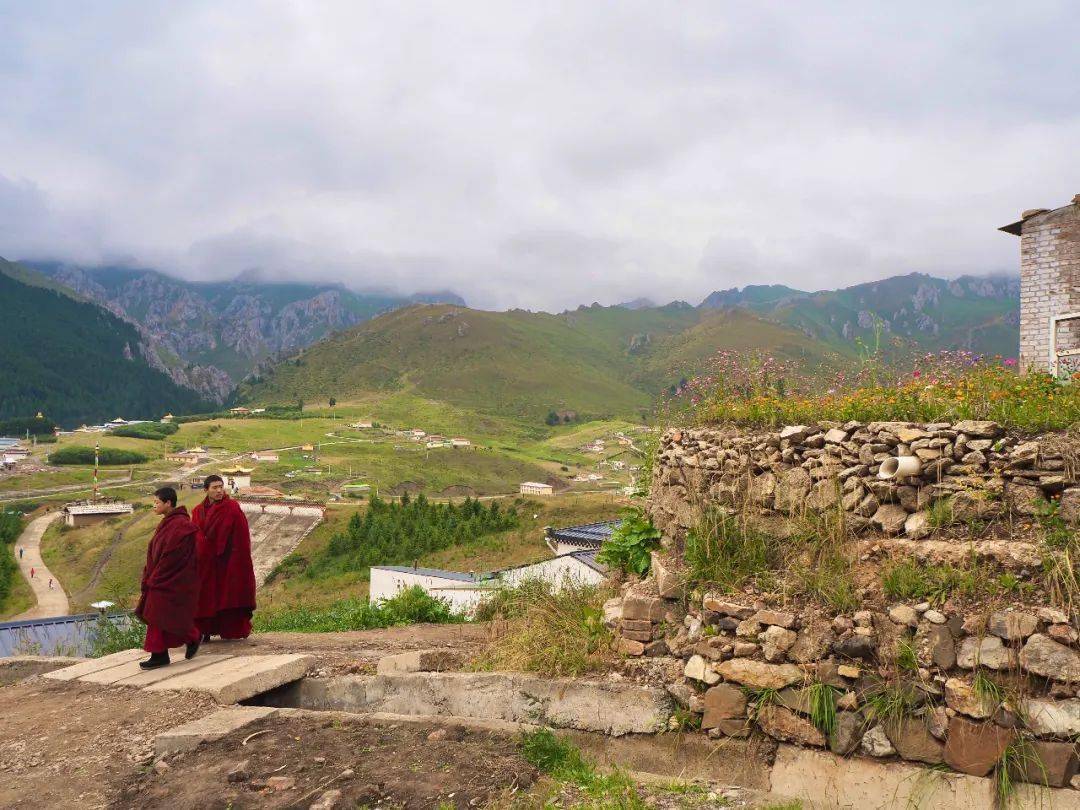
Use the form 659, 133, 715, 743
878, 456, 922, 479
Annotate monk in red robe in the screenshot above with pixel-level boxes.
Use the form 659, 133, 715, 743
192, 474, 257, 640
135, 487, 201, 669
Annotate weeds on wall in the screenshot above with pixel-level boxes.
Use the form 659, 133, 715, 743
473, 579, 615, 677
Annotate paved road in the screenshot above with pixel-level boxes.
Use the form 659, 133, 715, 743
11, 512, 68, 620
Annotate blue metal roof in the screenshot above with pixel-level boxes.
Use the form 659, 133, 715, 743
372, 565, 483, 583
546, 520, 621, 548
0, 612, 136, 658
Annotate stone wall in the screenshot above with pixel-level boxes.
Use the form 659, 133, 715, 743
1007, 195, 1080, 374
648, 420, 1080, 549
605, 418, 1080, 790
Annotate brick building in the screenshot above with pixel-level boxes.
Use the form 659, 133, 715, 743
1000, 194, 1080, 374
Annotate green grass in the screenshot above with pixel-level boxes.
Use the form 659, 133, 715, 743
473, 580, 615, 677
253, 585, 465, 633
881, 559, 985, 605
519, 728, 646, 810
808, 683, 838, 737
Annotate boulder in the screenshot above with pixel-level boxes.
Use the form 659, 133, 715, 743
622, 590, 665, 622
904, 511, 931, 539
1015, 741, 1079, 787
872, 504, 909, 534
859, 725, 896, 757
780, 425, 811, 442
1024, 698, 1080, 736
761, 625, 798, 663
888, 605, 918, 628
824, 428, 849, 444
788, 621, 835, 664
650, 552, 684, 600
1020, 634, 1080, 682
883, 717, 945, 765
950, 490, 1002, 521
987, 610, 1038, 642
957, 635, 1014, 671
1004, 481, 1046, 516
753, 610, 796, 629
750, 472, 777, 507
953, 420, 1003, 439
715, 659, 804, 690
775, 467, 812, 514
943, 716, 1015, 777
702, 596, 753, 618
1061, 488, 1080, 526
943, 678, 996, 719
833, 635, 877, 661
701, 684, 747, 729
916, 624, 955, 670
683, 655, 720, 685
828, 711, 864, 755
756, 704, 825, 747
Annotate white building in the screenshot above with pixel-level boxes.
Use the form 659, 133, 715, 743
450, 438, 471, 447
251, 450, 280, 463
520, 481, 554, 496
63, 500, 134, 527
369, 550, 606, 614
220, 466, 253, 491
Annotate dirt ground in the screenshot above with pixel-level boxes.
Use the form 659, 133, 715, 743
118, 713, 539, 809
211, 623, 490, 676
0, 678, 219, 809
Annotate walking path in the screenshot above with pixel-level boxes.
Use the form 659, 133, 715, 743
11, 512, 68, 620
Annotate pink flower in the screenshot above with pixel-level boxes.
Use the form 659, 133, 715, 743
1004, 358, 1017, 367
912, 370, 922, 378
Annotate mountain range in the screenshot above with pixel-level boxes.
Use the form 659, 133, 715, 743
1, 255, 1021, 426
22, 261, 465, 402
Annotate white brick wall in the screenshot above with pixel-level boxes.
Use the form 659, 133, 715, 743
1017, 202, 1080, 373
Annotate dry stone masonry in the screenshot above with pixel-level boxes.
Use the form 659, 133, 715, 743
607, 418, 1080, 791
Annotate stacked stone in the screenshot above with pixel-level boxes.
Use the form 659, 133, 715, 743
648, 421, 1080, 543
611, 585, 1080, 787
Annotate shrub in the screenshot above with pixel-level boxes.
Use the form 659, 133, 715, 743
252, 585, 464, 633
0, 510, 24, 606
48, 446, 148, 465
473, 580, 615, 677
110, 422, 179, 439
87, 614, 146, 657
596, 512, 658, 576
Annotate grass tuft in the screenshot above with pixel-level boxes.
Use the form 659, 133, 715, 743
808, 683, 838, 737
253, 585, 465, 633
520, 728, 645, 809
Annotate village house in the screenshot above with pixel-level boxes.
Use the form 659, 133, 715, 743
351, 421, 374, 429
519, 481, 554, 496
544, 520, 620, 556
62, 499, 134, 527
251, 450, 280, 463
1000, 193, 1080, 375
369, 523, 609, 613
219, 465, 253, 491
165, 447, 209, 466
229, 406, 251, 416
450, 437, 471, 447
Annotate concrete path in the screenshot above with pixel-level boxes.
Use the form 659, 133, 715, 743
11, 512, 67, 620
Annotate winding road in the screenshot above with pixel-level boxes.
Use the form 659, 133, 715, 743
11, 511, 68, 620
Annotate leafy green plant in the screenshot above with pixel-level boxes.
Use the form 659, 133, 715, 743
596, 510, 661, 577
87, 614, 147, 657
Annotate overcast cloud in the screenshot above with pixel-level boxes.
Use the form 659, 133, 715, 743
1, 2, 1077, 310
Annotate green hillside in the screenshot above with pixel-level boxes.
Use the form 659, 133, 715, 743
0, 258, 210, 426
701, 273, 1019, 359
236, 302, 840, 420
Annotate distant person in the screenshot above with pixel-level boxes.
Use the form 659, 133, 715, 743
29, 567, 34, 579
135, 487, 200, 669
47, 578, 53, 590
18, 547, 23, 559
192, 474, 256, 642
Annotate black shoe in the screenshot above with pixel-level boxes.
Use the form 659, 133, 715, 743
185, 639, 200, 660
139, 652, 170, 669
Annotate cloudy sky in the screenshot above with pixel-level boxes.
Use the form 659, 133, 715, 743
1, 2, 1077, 310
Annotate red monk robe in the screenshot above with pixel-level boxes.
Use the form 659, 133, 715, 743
191, 494, 257, 638
135, 506, 200, 652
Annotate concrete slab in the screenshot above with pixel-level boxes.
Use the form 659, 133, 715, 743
145, 654, 315, 703
110, 654, 234, 687
154, 706, 278, 755
376, 649, 462, 675
771, 746, 992, 810
76, 647, 199, 684
42, 648, 147, 681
